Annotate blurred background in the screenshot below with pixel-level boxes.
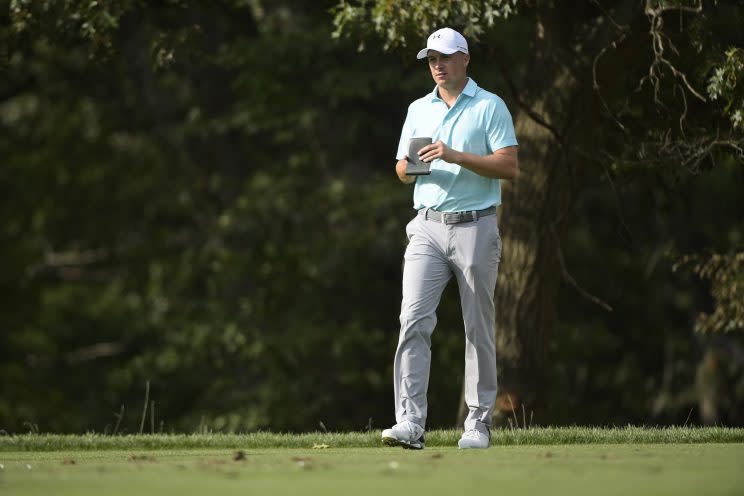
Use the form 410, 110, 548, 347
1, 0, 743, 434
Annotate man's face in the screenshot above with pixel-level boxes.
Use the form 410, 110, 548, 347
427, 50, 469, 87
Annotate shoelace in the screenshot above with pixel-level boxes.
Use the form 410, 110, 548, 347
462, 429, 485, 440
402, 421, 423, 438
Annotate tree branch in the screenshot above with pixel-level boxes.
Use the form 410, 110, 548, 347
494, 57, 564, 144
551, 225, 613, 312
642, 0, 707, 106
592, 29, 630, 133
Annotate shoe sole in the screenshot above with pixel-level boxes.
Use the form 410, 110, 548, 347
458, 440, 490, 449
382, 436, 424, 450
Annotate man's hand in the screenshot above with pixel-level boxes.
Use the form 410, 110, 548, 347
395, 157, 416, 184
418, 140, 459, 164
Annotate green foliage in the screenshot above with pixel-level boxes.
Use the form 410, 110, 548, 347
1, 0, 421, 433
332, 0, 518, 48
553, 157, 744, 426
676, 252, 744, 333
708, 47, 744, 132
8, 0, 137, 57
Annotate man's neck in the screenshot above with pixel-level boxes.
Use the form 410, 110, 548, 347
437, 77, 468, 108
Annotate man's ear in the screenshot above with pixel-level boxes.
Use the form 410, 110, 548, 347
463, 53, 470, 68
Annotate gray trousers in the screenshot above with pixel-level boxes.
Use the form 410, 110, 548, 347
394, 209, 501, 435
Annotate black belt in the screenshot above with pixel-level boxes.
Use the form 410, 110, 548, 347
420, 206, 497, 225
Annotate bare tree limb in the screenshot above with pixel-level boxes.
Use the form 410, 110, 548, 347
490, 47, 564, 143
590, 0, 638, 134
550, 225, 613, 312
592, 29, 630, 133
642, 0, 707, 105
590, 0, 628, 31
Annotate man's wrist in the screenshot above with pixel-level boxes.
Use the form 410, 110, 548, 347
452, 150, 466, 166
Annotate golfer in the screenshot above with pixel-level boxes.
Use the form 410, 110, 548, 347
382, 27, 519, 450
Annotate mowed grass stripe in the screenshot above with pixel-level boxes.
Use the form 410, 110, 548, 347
2, 426, 743, 451
3, 445, 744, 496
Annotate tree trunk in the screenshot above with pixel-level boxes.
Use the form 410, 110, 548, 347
490, 90, 580, 427
457, 7, 593, 428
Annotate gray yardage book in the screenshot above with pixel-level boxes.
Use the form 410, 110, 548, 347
406, 137, 433, 175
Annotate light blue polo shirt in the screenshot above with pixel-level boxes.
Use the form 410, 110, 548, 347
396, 78, 518, 212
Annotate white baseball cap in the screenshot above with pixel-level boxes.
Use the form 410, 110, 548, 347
416, 27, 469, 60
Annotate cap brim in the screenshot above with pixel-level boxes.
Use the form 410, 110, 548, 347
416, 46, 459, 60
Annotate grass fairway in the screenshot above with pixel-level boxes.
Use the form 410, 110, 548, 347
1, 429, 743, 495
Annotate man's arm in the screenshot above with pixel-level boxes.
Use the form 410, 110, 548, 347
395, 158, 416, 184
418, 142, 519, 180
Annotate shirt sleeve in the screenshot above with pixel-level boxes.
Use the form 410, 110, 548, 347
395, 105, 414, 160
486, 99, 518, 153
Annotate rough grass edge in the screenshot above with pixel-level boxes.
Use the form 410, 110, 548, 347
1, 427, 743, 451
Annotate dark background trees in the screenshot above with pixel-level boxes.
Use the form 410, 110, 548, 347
1, 0, 742, 433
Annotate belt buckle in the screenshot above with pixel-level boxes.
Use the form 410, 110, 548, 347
445, 212, 461, 224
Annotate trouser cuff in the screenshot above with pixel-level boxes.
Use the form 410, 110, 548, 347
463, 419, 490, 437
399, 415, 426, 430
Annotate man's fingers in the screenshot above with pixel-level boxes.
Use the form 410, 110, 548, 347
417, 144, 435, 156
419, 142, 448, 162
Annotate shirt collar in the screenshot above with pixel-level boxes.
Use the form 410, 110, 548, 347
430, 77, 478, 102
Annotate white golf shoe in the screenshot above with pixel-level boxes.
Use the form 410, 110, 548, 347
381, 420, 425, 450
458, 429, 490, 449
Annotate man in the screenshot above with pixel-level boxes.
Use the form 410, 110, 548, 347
381, 27, 519, 450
